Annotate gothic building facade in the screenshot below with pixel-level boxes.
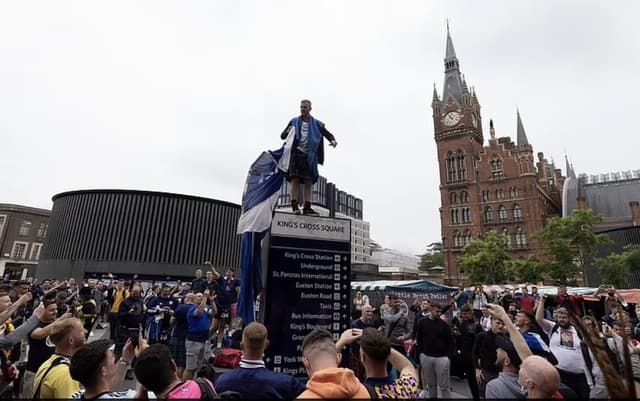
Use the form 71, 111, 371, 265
432, 27, 564, 284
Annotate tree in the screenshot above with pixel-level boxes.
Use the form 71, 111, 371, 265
535, 209, 611, 284
457, 232, 513, 284
419, 251, 444, 271
597, 245, 640, 288
506, 256, 546, 284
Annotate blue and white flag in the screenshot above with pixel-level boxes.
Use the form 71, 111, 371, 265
236, 128, 294, 325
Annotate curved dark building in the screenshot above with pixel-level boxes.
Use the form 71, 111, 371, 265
38, 189, 241, 281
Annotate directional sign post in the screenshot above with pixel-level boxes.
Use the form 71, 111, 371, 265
262, 212, 351, 377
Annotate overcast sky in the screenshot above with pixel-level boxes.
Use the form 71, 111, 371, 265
1, 1, 639, 256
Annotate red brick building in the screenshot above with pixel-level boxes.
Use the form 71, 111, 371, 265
432, 27, 564, 284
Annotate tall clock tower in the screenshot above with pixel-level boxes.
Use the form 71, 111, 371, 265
432, 25, 483, 283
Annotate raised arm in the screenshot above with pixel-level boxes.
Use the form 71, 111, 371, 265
535, 295, 552, 332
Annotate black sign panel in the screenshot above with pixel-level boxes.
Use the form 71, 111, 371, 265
263, 212, 351, 376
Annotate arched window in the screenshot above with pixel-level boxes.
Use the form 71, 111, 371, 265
498, 205, 508, 222
446, 150, 466, 183
513, 204, 523, 222
503, 227, 512, 248
491, 156, 504, 179
450, 192, 458, 205
451, 208, 460, 224
484, 207, 494, 223
515, 227, 528, 248
453, 230, 462, 248
482, 190, 490, 202
464, 230, 473, 246
462, 208, 471, 223
461, 191, 470, 203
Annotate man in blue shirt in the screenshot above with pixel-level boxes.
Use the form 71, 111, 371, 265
184, 290, 214, 380
215, 322, 305, 398
210, 267, 240, 348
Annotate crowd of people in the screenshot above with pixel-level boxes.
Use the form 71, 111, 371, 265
1, 270, 640, 399
348, 284, 640, 399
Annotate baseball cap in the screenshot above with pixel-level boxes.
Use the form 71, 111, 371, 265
495, 334, 522, 367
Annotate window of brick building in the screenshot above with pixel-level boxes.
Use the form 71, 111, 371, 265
12, 242, 28, 259
0, 215, 6, 237
30, 243, 43, 260
513, 204, 523, 222
37, 223, 47, 238
515, 227, 528, 248
461, 191, 470, 203
498, 205, 508, 222
446, 151, 466, 183
490, 156, 504, 179
462, 208, 471, 223
482, 190, 491, 202
451, 208, 460, 224
450, 192, 458, 204
484, 207, 494, 223
19, 221, 32, 236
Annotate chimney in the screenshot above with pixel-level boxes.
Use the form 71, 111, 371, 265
577, 196, 587, 210
630, 201, 640, 226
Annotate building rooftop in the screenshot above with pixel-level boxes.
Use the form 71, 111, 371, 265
0, 203, 51, 216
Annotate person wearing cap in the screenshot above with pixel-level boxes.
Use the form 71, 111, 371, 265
535, 295, 590, 399
485, 335, 525, 399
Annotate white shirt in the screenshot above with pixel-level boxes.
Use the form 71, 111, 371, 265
545, 321, 586, 374
297, 121, 309, 152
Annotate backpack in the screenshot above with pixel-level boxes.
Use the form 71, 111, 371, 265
212, 348, 242, 369
33, 356, 71, 400
194, 377, 218, 400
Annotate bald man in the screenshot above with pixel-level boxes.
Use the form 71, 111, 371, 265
518, 356, 560, 399
214, 322, 305, 398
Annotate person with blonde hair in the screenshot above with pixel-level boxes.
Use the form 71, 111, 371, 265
215, 322, 304, 398
33, 317, 86, 399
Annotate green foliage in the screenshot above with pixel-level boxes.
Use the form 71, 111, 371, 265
597, 245, 640, 288
419, 251, 444, 271
457, 232, 512, 284
535, 209, 611, 284
507, 256, 546, 284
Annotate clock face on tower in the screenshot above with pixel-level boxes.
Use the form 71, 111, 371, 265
443, 111, 461, 127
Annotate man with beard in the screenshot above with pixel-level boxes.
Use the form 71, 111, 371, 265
485, 335, 526, 399
536, 296, 590, 399
451, 304, 482, 400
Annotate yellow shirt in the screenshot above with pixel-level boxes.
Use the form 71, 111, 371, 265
33, 354, 80, 399
111, 289, 129, 313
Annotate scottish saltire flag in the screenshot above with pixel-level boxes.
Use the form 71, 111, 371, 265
236, 128, 294, 325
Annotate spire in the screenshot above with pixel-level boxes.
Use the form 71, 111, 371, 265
489, 119, 495, 139
565, 155, 577, 179
432, 83, 439, 101
516, 109, 529, 146
441, 22, 463, 107
445, 20, 457, 59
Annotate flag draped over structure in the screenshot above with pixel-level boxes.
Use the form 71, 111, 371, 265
236, 128, 294, 324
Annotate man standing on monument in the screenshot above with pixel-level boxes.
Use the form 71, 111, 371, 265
280, 99, 337, 216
